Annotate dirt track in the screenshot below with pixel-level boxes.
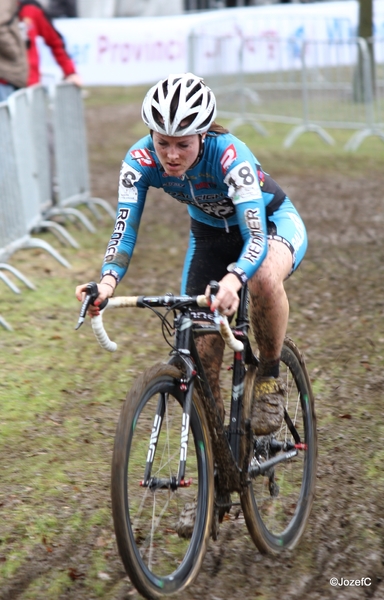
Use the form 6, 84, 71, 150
85, 102, 384, 599
90, 102, 384, 599
2, 99, 384, 600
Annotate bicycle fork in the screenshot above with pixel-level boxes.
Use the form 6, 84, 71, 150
140, 313, 196, 491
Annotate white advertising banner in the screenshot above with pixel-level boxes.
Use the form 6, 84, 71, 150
38, 1, 384, 86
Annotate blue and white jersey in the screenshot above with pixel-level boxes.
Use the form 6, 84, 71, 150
101, 132, 287, 284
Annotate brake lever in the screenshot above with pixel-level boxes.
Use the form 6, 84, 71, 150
209, 280, 221, 326
75, 281, 108, 330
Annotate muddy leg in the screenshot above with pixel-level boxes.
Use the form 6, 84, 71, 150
248, 240, 292, 375
194, 331, 225, 422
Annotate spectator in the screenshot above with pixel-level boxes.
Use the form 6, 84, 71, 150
0, 0, 28, 101
18, 0, 81, 86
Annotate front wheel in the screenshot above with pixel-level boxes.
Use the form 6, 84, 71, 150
241, 338, 317, 554
111, 363, 214, 599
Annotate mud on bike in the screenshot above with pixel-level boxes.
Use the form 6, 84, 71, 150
76, 280, 317, 600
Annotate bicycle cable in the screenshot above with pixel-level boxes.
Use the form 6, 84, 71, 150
139, 301, 176, 349
141, 297, 206, 353
161, 298, 200, 352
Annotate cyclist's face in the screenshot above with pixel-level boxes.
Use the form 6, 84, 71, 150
152, 132, 204, 178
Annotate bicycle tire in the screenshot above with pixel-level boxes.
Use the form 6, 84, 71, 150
240, 337, 317, 554
111, 363, 214, 599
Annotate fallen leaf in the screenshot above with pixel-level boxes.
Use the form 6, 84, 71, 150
360, 360, 372, 371
68, 567, 85, 580
96, 536, 106, 547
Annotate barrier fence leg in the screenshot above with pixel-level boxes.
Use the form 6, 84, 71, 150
0, 271, 21, 294
87, 197, 116, 220
47, 206, 97, 234
0, 315, 13, 331
284, 124, 335, 148
0, 263, 36, 291
37, 220, 80, 249
24, 238, 71, 269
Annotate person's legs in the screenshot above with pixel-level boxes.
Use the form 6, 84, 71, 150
182, 219, 243, 423
248, 197, 307, 435
194, 332, 226, 421
248, 239, 293, 373
247, 239, 293, 435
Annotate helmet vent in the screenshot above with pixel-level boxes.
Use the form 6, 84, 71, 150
170, 85, 181, 124
199, 107, 216, 130
186, 83, 201, 101
152, 107, 164, 127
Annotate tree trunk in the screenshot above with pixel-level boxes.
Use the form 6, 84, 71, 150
354, 0, 375, 102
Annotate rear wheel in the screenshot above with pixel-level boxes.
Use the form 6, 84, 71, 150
111, 363, 214, 599
241, 338, 317, 553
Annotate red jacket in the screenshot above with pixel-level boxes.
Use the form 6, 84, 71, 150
18, 1, 76, 85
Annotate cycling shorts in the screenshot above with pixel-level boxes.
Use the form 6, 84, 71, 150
181, 196, 307, 306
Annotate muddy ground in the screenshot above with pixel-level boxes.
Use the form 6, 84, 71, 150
2, 97, 384, 600
86, 104, 384, 600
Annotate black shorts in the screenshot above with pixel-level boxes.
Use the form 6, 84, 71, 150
182, 218, 244, 296
180, 198, 307, 321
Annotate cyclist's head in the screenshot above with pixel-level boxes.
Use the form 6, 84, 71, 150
141, 73, 217, 137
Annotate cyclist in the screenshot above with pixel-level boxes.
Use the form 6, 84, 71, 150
76, 72, 308, 436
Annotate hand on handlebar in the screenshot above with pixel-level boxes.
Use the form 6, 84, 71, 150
206, 273, 242, 316
75, 279, 115, 328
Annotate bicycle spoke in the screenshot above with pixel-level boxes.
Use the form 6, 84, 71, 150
241, 339, 317, 552
111, 365, 214, 597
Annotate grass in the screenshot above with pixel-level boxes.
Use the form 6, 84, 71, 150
84, 85, 149, 108
0, 224, 132, 595
84, 84, 384, 180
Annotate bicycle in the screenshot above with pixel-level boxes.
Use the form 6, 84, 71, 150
76, 279, 317, 600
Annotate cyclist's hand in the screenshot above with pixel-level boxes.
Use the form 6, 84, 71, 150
207, 273, 241, 316
75, 279, 115, 317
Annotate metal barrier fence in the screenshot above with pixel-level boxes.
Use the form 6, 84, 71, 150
188, 33, 384, 150
350, 36, 384, 151
0, 82, 116, 329
27, 85, 52, 216
0, 101, 70, 299
373, 37, 384, 128
28, 84, 96, 237
51, 82, 115, 222
7, 88, 79, 249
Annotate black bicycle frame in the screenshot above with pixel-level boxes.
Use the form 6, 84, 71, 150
165, 284, 258, 494
137, 284, 304, 494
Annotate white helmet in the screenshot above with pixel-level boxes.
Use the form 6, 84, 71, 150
141, 73, 217, 136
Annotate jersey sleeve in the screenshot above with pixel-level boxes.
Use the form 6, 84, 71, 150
100, 152, 151, 283
28, 4, 76, 77
222, 149, 268, 283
